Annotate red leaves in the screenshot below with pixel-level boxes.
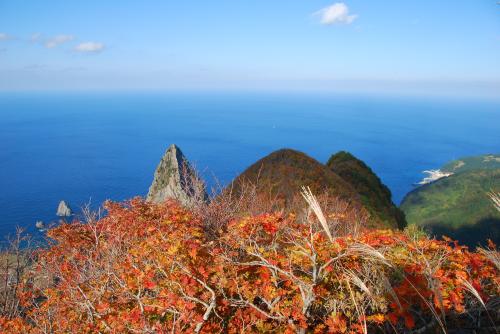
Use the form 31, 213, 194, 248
198, 265, 209, 279
126, 308, 142, 324
2, 199, 499, 334
259, 268, 271, 281
262, 221, 278, 234
143, 279, 156, 290
386, 312, 415, 330
403, 313, 415, 329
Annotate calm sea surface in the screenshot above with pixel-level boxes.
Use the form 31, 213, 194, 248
1, 92, 499, 239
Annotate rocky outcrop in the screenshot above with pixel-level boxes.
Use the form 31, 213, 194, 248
147, 144, 206, 206
56, 201, 72, 217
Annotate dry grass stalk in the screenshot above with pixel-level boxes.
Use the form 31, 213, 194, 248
488, 191, 500, 212
479, 247, 500, 272
301, 186, 333, 242
348, 243, 391, 267
460, 278, 486, 309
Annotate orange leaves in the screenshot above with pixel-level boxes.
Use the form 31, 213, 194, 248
125, 308, 143, 324
325, 314, 348, 333
188, 244, 198, 259
366, 313, 385, 325
0, 316, 29, 334
95, 302, 110, 314
2, 199, 499, 333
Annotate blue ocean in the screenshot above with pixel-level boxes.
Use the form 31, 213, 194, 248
1, 92, 499, 239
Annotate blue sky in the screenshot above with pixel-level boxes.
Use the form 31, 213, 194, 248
0, 0, 499, 96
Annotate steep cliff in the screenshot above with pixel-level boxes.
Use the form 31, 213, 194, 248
327, 151, 406, 229
147, 144, 206, 206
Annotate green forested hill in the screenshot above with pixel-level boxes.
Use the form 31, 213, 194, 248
441, 154, 500, 173
401, 159, 500, 245
327, 151, 406, 229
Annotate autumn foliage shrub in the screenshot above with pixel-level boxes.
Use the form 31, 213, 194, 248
0, 198, 499, 333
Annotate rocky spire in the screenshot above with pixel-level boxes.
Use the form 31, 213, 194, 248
56, 200, 72, 217
147, 144, 206, 206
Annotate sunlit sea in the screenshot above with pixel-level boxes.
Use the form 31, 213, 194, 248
1, 92, 499, 238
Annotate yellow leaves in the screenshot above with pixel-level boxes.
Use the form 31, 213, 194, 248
4, 199, 499, 334
167, 244, 180, 255
366, 313, 385, 324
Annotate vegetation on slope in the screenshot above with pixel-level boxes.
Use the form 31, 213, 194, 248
229, 149, 403, 229
230, 148, 360, 204
1, 198, 499, 333
401, 158, 500, 245
327, 151, 406, 230
441, 154, 500, 174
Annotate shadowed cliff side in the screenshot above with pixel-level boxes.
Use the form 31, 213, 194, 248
327, 151, 406, 229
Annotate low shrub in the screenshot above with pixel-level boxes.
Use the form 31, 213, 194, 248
0, 197, 498, 333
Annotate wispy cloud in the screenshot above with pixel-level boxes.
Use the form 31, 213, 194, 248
60, 66, 87, 72
22, 64, 47, 71
314, 3, 358, 25
45, 35, 74, 48
0, 33, 11, 41
74, 42, 105, 53
30, 33, 42, 42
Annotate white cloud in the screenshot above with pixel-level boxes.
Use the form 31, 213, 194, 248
45, 35, 74, 48
0, 33, 10, 41
31, 33, 42, 42
315, 3, 358, 25
74, 42, 105, 53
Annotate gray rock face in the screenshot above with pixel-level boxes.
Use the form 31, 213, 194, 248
56, 200, 72, 216
147, 144, 206, 206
